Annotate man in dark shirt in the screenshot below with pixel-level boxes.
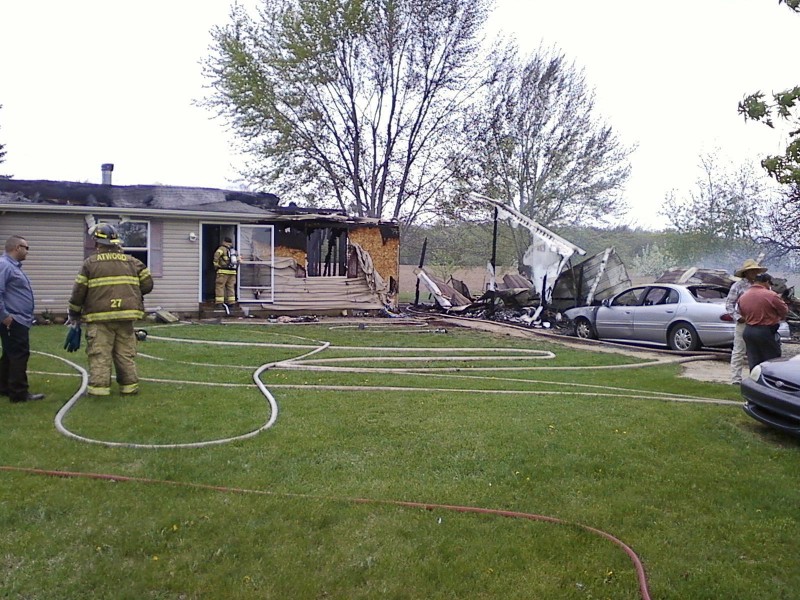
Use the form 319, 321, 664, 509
738, 273, 789, 370
0, 235, 45, 403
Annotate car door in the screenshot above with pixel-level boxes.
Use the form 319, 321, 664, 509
632, 286, 680, 343
595, 287, 646, 339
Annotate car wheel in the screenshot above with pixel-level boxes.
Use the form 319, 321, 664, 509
668, 322, 700, 351
574, 317, 597, 340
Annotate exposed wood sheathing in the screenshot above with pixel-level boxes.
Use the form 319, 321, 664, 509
274, 246, 307, 274
348, 226, 399, 287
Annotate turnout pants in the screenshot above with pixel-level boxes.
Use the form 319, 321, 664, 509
0, 319, 31, 401
86, 321, 139, 396
742, 324, 781, 370
215, 272, 237, 304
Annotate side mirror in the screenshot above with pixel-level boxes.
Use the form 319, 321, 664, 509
601, 298, 610, 307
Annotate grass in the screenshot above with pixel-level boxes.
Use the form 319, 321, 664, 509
1, 320, 798, 599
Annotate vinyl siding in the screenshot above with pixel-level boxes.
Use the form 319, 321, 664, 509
0, 214, 205, 316
145, 218, 203, 312
0, 213, 86, 316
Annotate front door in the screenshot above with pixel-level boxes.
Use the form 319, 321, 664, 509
201, 223, 237, 303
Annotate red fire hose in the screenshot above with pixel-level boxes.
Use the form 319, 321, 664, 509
0, 465, 651, 600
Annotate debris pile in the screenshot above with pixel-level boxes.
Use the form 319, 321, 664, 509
411, 245, 632, 333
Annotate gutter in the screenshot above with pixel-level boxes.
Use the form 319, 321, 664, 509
0, 202, 389, 225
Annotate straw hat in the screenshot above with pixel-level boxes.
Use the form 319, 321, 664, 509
734, 259, 768, 278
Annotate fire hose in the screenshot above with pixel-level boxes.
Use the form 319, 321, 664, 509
0, 465, 652, 600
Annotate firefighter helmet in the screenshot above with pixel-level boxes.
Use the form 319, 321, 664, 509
90, 223, 121, 246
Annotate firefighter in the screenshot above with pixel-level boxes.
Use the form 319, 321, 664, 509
68, 223, 153, 397
213, 236, 238, 308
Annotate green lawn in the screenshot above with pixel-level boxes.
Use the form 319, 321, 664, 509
1, 320, 798, 599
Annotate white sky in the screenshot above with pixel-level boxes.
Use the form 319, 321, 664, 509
0, 0, 796, 230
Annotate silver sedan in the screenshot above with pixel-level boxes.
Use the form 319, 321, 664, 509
563, 283, 788, 351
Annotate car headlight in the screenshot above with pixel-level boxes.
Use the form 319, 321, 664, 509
748, 364, 762, 381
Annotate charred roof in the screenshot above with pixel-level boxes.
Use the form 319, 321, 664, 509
0, 178, 394, 227
0, 178, 281, 210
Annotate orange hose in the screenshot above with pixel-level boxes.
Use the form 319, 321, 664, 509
0, 465, 651, 599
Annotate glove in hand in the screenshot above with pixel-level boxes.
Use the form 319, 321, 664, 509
64, 325, 82, 353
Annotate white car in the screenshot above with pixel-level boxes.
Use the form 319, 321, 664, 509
564, 283, 790, 351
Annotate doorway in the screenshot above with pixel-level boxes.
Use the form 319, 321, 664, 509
201, 223, 237, 303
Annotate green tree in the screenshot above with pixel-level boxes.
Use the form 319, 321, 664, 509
659, 153, 769, 267
660, 153, 770, 239
400, 219, 517, 267
629, 244, 676, 278
739, 85, 800, 186
449, 44, 632, 269
202, 0, 493, 228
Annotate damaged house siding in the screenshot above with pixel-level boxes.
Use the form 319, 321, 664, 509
262, 222, 396, 314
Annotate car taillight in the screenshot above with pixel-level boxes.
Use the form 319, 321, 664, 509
720, 313, 734, 322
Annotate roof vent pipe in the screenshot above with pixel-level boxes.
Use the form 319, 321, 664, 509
101, 163, 114, 185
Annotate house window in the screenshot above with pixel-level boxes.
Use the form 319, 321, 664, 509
116, 221, 150, 266
88, 218, 162, 276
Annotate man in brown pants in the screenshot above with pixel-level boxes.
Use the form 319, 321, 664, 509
68, 223, 153, 396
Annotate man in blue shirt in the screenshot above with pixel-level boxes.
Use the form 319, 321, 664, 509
0, 235, 45, 403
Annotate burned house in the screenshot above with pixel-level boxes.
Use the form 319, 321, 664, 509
0, 167, 399, 318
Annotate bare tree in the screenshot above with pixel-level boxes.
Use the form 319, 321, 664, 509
757, 185, 800, 260
202, 0, 493, 227
450, 45, 632, 268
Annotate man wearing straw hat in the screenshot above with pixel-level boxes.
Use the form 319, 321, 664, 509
725, 259, 768, 385
738, 272, 788, 369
